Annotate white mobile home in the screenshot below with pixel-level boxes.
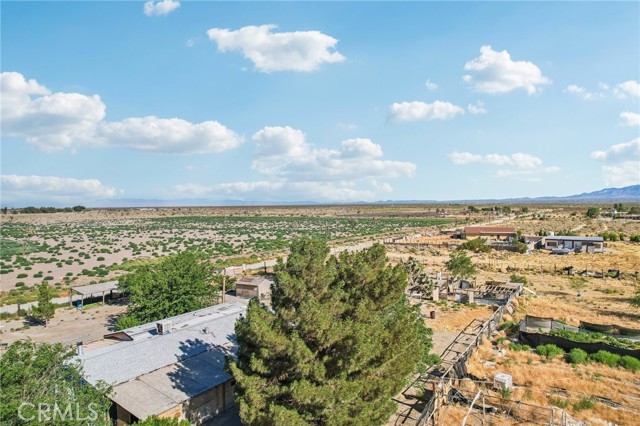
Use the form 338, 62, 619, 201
544, 236, 604, 253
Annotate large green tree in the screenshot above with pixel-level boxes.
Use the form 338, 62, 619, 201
0, 340, 111, 426
29, 283, 56, 326
445, 250, 476, 280
229, 239, 433, 426
116, 252, 218, 329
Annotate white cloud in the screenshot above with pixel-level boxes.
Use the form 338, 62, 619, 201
614, 80, 640, 98
425, 79, 438, 91
467, 100, 487, 115
601, 162, 640, 187
463, 45, 550, 95
97, 117, 243, 154
389, 101, 464, 122
175, 126, 415, 202
449, 151, 557, 179
591, 138, 640, 187
1, 72, 243, 154
620, 112, 640, 127
206, 25, 345, 72
1, 175, 117, 203
564, 84, 607, 100
591, 138, 640, 162
1, 71, 105, 151
251, 126, 414, 181
174, 181, 375, 202
144, 0, 180, 16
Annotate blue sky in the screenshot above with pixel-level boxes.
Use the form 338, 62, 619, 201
1, 1, 639, 206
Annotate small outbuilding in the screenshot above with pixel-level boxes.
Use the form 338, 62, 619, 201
235, 276, 272, 300
544, 236, 604, 253
463, 226, 517, 241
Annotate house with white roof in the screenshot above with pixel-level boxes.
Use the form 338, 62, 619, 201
76, 302, 247, 425
544, 235, 604, 253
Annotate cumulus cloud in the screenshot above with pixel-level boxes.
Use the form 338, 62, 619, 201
591, 138, 640, 187
463, 45, 550, 95
206, 25, 345, 72
144, 0, 180, 16
449, 151, 558, 180
1, 71, 105, 151
388, 101, 464, 122
175, 126, 415, 202
467, 100, 487, 115
614, 80, 640, 98
591, 138, 640, 162
1, 175, 117, 203
251, 126, 414, 181
620, 112, 640, 127
97, 117, 243, 154
1, 72, 243, 154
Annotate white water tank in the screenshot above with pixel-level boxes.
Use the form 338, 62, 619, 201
494, 373, 512, 390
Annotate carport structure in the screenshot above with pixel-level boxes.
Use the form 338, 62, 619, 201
69, 280, 119, 307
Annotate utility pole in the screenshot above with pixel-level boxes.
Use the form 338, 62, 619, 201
222, 274, 226, 304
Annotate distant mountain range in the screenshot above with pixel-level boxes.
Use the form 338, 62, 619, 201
87, 185, 639, 208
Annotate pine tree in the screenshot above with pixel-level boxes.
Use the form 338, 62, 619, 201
30, 283, 56, 326
229, 239, 433, 426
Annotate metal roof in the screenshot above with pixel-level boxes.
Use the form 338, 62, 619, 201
110, 347, 232, 419
464, 226, 516, 234
545, 236, 604, 242
77, 303, 246, 387
236, 276, 272, 287
71, 281, 119, 296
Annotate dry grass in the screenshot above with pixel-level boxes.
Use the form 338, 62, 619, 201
462, 339, 640, 426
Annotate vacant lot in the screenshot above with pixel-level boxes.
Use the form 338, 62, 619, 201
0, 208, 451, 295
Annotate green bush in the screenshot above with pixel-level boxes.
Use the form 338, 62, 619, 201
501, 321, 519, 333
567, 348, 588, 364
509, 343, 531, 352
589, 350, 621, 367
572, 397, 595, 411
619, 355, 640, 372
535, 344, 564, 359
16, 273, 28, 279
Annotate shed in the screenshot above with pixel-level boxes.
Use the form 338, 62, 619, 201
463, 226, 517, 241
235, 276, 272, 300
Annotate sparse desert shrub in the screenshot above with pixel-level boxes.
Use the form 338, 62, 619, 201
572, 397, 595, 411
619, 355, 640, 372
509, 343, 531, 352
589, 350, 621, 367
549, 397, 570, 409
16, 273, 28, 279
567, 348, 588, 364
536, 344, 564, 359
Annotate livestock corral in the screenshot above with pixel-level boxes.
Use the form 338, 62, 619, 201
1, 204, 639, 426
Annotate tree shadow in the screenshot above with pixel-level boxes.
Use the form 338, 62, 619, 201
167, 335, 238, 424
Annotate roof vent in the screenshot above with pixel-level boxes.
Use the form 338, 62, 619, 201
156, 321, 172, 335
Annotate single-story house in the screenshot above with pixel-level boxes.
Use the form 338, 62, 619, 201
76, 303, 247, 425
463, 226, 517, 241
544, 236, 604, 253
235, 276, 272, 300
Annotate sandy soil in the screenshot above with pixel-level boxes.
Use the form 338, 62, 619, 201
0, 302, 127, 347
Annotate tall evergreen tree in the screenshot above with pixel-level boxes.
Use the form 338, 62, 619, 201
229, 239, 433, 426
116, 252, 218, 329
